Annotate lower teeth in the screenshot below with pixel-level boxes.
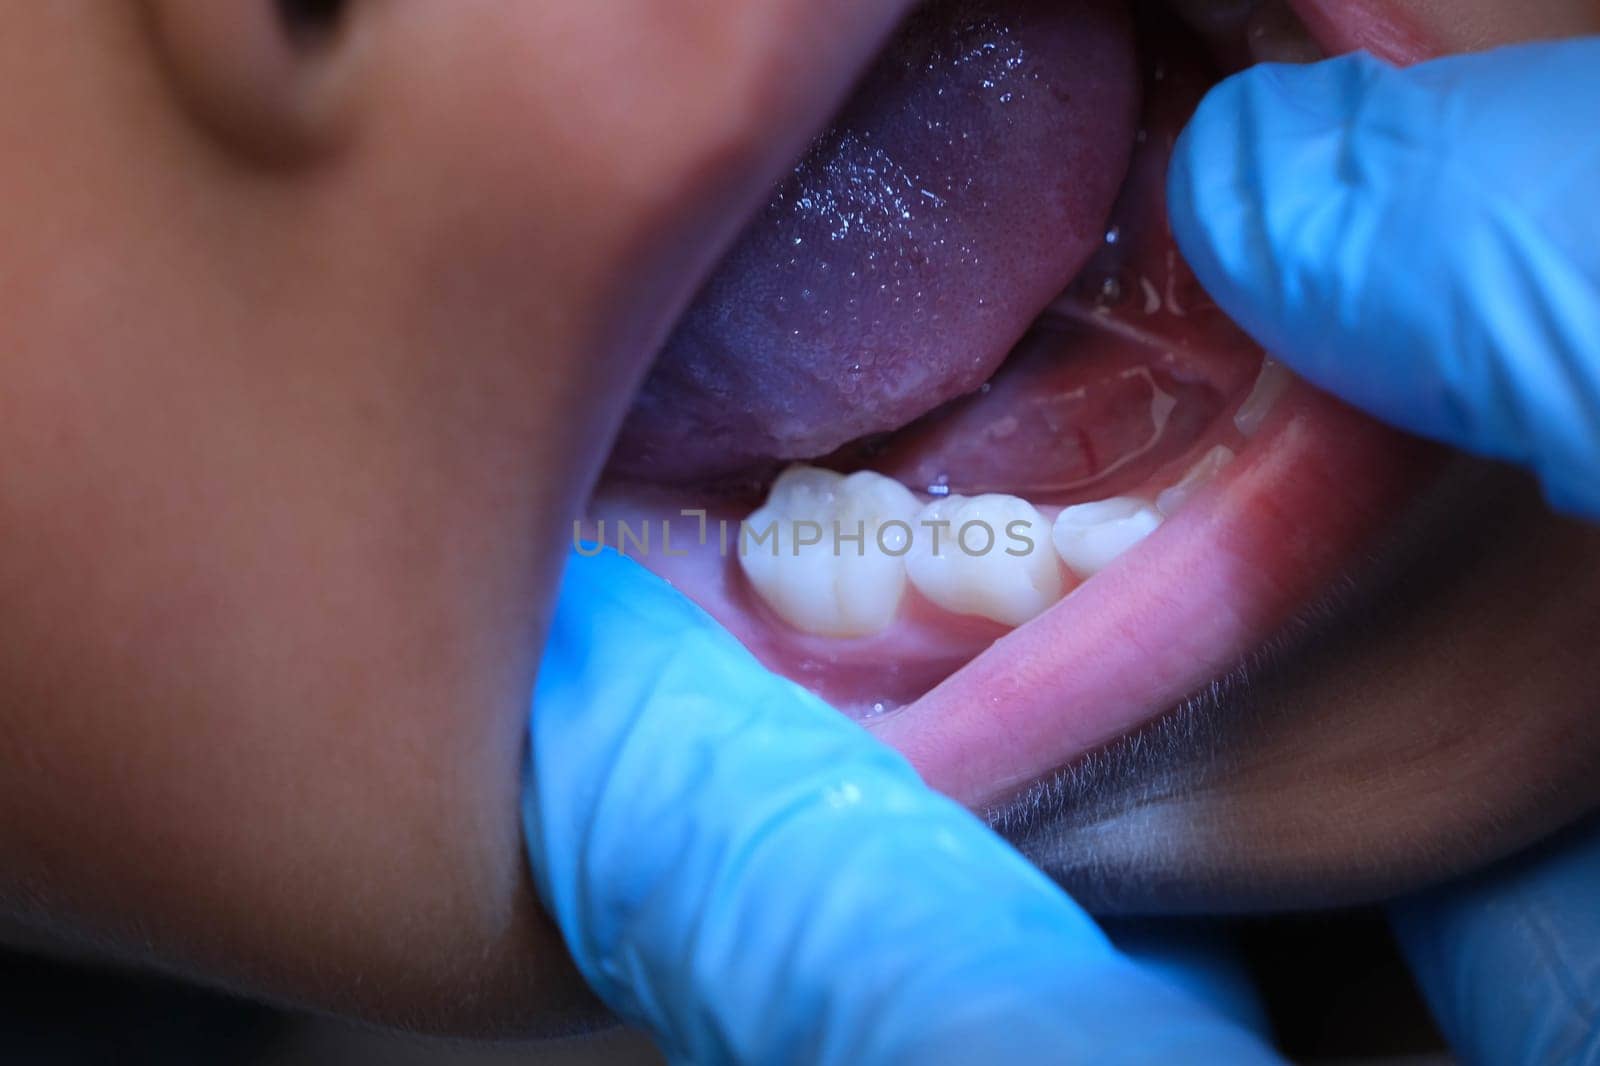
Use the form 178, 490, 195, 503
737, 467, 921, 638
904, 493, 1066, 627
737, 435, 1250, 639
1052, 497, 1164, 576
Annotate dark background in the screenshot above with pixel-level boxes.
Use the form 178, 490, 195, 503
0, 908, 1446, 1065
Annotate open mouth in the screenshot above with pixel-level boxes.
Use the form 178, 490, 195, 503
587, 0, 1443, 811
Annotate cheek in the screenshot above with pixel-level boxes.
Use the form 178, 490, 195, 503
0, 5, 582, 1028
1050, 472, 1600, 915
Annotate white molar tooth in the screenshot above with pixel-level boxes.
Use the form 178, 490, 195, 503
905, 494, 1063, 628
738, 465, 920, 638
1051, 497, 1163, 577
1234, 358, 1293, 438
1156, 445, 1237, 517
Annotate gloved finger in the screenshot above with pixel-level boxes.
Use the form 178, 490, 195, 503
525, 549, 1283, 1065
1168, 41, 1600, 518
1389, 814, 1600, 1066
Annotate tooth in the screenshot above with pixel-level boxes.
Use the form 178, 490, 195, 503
905, 494, 1063, 628
1234, 358, 1292, 438
738, 466, 920, 638
1156, 445, 1236, 516
1051, 497, 1163, 577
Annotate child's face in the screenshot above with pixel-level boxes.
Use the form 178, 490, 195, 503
9, 0, 1600, 1041
0, 0, 907, 1033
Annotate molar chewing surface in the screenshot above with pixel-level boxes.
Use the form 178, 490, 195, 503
906, 494, 1063, 627
739, 463, 1211, 638
738, 467, 919, 638
1051, 497, 1163, 576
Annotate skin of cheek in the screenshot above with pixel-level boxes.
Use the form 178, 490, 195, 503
0, 0, 914, 1036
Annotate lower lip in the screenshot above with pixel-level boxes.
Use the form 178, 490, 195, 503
872, 386, 1440, 807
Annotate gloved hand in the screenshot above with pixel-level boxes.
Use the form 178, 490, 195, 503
1167, 38, 1600, 518
1390, 815, 1600, 1066
1169, 40, 1600, 1063
523, 548, 1280, 1065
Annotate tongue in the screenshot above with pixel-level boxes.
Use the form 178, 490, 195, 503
609, 0, 1140, 485
830, 13, 1261, 505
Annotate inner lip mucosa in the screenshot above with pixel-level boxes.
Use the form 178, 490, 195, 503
587, 2, 1380, 755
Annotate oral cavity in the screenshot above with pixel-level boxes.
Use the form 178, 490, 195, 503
720, 0, 1290, 641
732, 384, 1267, 640
733, 328, 1289, 639
591, 0, 1305, 714
1166, 0, 1325, 67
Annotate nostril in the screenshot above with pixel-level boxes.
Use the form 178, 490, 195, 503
276, 0, 345, 41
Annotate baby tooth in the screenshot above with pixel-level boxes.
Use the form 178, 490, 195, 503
1051, 497, 1162, 577
905, 494, 1063, 628
1234, 359, 1292, 438
1156, 445, 1236, 517
738, 466, 920, 638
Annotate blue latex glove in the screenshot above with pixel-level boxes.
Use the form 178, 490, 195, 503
523, 549, 1281, 1065
1170, 41, 1600, 1062
1390, 815, 1600, 1065
1168, 39, 1600, 518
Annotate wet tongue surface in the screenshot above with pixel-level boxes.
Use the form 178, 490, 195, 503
609, 0, 1140, 485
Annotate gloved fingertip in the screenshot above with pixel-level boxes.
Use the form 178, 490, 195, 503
1168, 53, 1392, 341
1165, 71, 1253, 305
560, 545, 704, 631
1390, 815, 1600, 1066
1537, 466, 1600, 525
1168, 50, 1527, 457
1168, 70, 1299, 361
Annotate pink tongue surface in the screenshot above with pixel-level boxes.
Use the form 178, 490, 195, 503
609, 0, 1139, 485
